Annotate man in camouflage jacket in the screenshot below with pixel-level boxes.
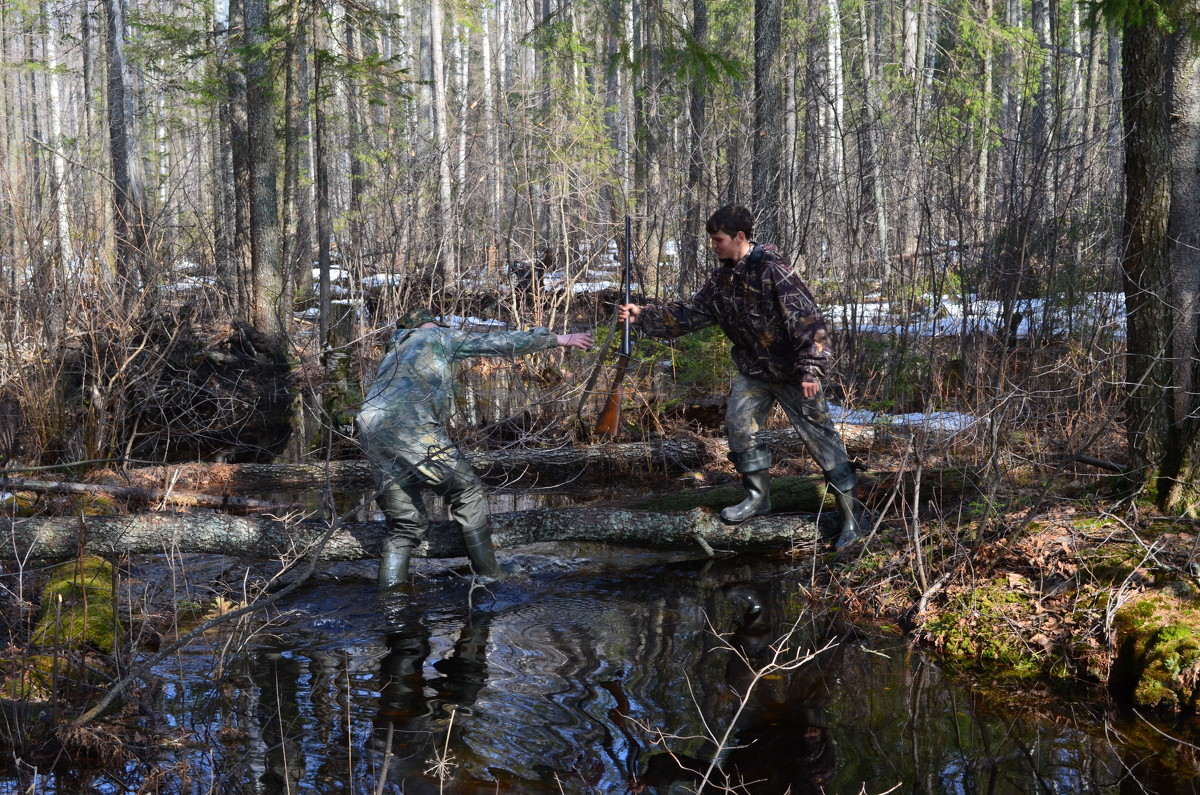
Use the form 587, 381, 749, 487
618, 205, 863, 552
357, 309, 593, 589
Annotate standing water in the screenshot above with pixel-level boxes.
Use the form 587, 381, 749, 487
4, 545, 1199, 793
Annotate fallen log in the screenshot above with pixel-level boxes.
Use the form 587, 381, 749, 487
119, 428, 878, 492
2, 478, 298, 513
1, 506, 826, 563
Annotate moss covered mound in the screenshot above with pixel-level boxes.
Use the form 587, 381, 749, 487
1111, 592, 1200, 712
32, 556, 120, 654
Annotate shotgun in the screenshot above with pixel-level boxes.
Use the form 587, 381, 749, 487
595, 216, 633, 436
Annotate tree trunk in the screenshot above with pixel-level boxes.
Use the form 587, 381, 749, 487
226, 0, 254, 319
823, 0, 845, 198
1158, 27, 1200, 511
681, 0, 708, 294
103, 0, 150, 306
44, 0, 72, 283
430, 0, 456, 285
115, 425, 880, 493
751, 0, 782, 243
1120, 21, 1173, 489
315, 20, 333, 347
244, 0, 284, 340
281, 0, 312, 314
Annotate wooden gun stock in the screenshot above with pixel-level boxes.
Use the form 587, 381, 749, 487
595, 215, 634, 437
594, 354, 629, 436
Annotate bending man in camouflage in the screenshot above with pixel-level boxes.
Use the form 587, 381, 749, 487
357, 309, 593, 589
618, 205, 863, 552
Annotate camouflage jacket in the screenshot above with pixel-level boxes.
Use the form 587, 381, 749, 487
356, 326, 557, 480
636, 242, 831, 384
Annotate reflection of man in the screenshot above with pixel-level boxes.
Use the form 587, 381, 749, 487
618, 205, 863, 551
637, 583, 838, 794
356, 308, 592, 589
373, 613, 492, 789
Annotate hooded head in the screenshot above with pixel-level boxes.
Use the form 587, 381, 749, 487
396, 308, 445, 329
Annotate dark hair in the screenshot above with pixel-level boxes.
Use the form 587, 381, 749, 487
706, 205, 754, 239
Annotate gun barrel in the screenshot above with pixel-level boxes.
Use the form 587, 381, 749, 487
621, 215, 632, 356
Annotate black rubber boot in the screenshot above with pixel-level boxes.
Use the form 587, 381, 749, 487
825, 462, 865, 553
378, 538, 413, 590
461, 523, 504, 579
720, 470, 772, 524
721, 446, 773, 524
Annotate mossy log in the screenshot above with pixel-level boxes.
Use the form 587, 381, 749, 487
1, 467, 978, 563
118, 427, 880, 492
637, 469, 978, 513
4, 477, 296, 513
0, 506, 828, 563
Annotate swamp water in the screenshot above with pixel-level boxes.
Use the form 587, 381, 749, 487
6, 544, 1200, 794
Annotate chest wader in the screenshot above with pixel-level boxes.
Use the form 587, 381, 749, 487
720, 445, 773, 523
376, 458, 504, 590
824, 461, 864, 551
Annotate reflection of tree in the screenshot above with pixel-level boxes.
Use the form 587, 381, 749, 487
373, 612, 492, 790
637, 581, 840, 794
255, 652, 307, 793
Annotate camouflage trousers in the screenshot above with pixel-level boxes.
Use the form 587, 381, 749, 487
724, 373, 851, 474
373, 452, 488, 549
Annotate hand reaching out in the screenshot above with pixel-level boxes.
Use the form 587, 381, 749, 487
557, 333, 594, 350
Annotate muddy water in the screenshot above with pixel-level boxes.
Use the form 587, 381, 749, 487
7, 547, 1200, 794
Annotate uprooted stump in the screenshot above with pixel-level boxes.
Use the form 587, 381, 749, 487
53, 314, 294, 464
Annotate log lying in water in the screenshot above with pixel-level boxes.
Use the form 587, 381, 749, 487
1, 506, 826, 563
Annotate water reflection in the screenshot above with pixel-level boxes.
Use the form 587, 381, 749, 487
6, 549, 1200, 793
637, 582, 839, 794
373, 611, 492, 791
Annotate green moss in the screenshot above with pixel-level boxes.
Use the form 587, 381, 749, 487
0, 654, 59, 700
32, 557, 121, 654
73, 493, 118, 515
635, 475, 830, 513
1113, 595, 1200, 711
922, 577, 1048, 678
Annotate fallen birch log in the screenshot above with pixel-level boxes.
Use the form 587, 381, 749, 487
2, 506, 826, 563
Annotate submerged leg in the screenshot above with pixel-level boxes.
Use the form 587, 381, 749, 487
376, 480, 427, 590
440, 459, 506, 579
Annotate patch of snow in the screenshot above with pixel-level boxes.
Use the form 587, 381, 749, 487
827, 293, 1126, 340
161, 276, 218, 293
832, 405, 982, 434
312, 266, 351, 282
362, 273, 405, 288
443, 314, 508, 330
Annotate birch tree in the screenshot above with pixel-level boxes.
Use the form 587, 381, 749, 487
430, 0, 455, 284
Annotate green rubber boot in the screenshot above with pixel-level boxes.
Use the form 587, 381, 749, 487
378, 538, 413, 590
461, 524, 504, 579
